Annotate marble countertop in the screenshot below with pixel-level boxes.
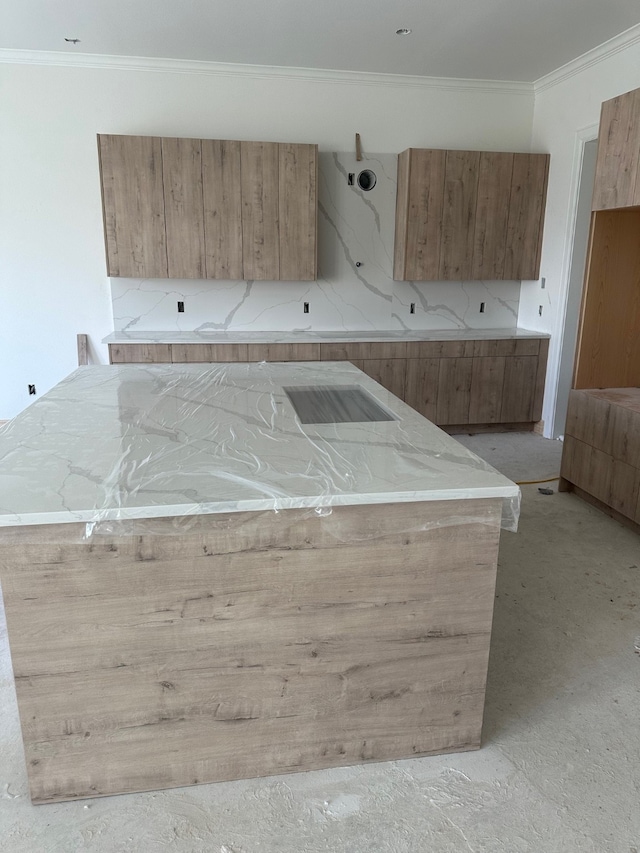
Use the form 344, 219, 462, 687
103, 328, 549, 345
0, 362, 519, 529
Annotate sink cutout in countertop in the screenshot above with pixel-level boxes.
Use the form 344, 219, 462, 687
284, 385, 398, 424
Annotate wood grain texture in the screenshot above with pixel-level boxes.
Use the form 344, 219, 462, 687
360, 359, 407, 400
500, 356, 538, 422
573, 209, 640, 389
503, 153, 549, 281
77, 334, 88, 366
162, 137, 205, 279
471, 152, 513, 279
97, 134, 168, 278
405, 340, 475, 359
562, 388, 640, 523
469, 357, 506, 424
404, 149, 446, 281
0, 499, 503, 803
439, 150, 480, 280
201, 140, 244, 280
241, 141, 279, 280
170, 344, 249, 363
560, 435, 613, 506
279, 144, 317, 281
592, 88, 640, 210
472, 338, 540, 358
436, 358, 473, 424
404, 358, 439, 422
108, 344, 171, 364
246, 343, 320, 362
393, 150, 411, 280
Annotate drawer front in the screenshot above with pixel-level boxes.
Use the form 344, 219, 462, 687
109, 344, 171, 364
246, 343, 321, 361
171, 344, 249, 362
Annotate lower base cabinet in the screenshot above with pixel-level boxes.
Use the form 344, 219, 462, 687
560, 388, 640, 527
109, 337, 549, 430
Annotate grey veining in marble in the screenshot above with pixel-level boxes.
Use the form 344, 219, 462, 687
103, 327, 549, 345
0, 363, 519, 530
110, 152, 522, 335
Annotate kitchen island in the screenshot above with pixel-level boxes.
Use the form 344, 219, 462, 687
0, 361, 519, 803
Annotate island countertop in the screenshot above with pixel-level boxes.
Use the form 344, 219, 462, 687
0, 361, 520, 529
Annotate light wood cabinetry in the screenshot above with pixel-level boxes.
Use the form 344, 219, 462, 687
202, 140, 244, 279
97, 135, 318, 282
108, 336, 548, 431
394, 148, 549, 282
162, 137, 206, 279
592, 87, 640, 211
562, 86, 640, 530
561, 389, 640, 530
573, 209, 640, 390
98, 135, 168, 278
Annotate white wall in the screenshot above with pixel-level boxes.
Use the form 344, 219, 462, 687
0, 58, 534, 419
520, 35, 640, 436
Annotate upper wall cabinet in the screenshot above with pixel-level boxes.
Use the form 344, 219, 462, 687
592, 86, 640, 211
97, 134, 318, 281
393, 148, 549, 282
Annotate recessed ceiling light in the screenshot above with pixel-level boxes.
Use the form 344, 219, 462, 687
396, 28, 412, 36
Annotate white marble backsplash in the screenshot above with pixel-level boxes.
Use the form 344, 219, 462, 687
111, 152, 520, 333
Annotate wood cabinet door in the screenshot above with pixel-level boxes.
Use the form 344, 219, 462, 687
500, 355, 538, 421
162, 138, 205, 279
202, 140, 244, 279
279, 144, 317, 281
394, 149, 446, 281
439, 151, 480, 280
471, 153, 513, 279
241, 141, 280, 280
592, 88, 640, 211
404, 358, 439, 421
360, 359, 407, 400
468, 356, 506, 424
436, 358, 473, 424
503, 153, 549, 280
98, 135, 168, 278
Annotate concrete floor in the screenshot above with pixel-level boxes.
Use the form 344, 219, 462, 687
1, 433, 639, 852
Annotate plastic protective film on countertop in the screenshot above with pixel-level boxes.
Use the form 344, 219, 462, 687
0, 363, 521, 542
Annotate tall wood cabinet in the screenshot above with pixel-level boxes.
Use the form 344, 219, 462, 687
393, 148, 549, 282
561, 85, 640, 531
591, 87, 640, 211
98, 134, 318, 281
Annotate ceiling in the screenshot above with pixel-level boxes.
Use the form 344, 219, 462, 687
3, 0, 640, 83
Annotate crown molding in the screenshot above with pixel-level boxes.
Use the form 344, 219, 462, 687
0, 48, 534, 96
534, 22, 640, 94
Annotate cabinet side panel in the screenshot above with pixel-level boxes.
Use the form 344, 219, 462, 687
0, 500, 502, 803
241, 142, 280, 280
439, 151, 480, 280
162, 138, 206, 279
279, 144, 317, 281
202, 140, 244, 280
592, 89, 640, 211
97, 135, 168, 279
574, 209, 640, 389
393, 150, 411, 280
405, 150, 446, 280
471, 152, 513, 280
503, 153, 549, 281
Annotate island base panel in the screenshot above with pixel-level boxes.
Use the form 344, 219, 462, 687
0, 499, 502, 804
